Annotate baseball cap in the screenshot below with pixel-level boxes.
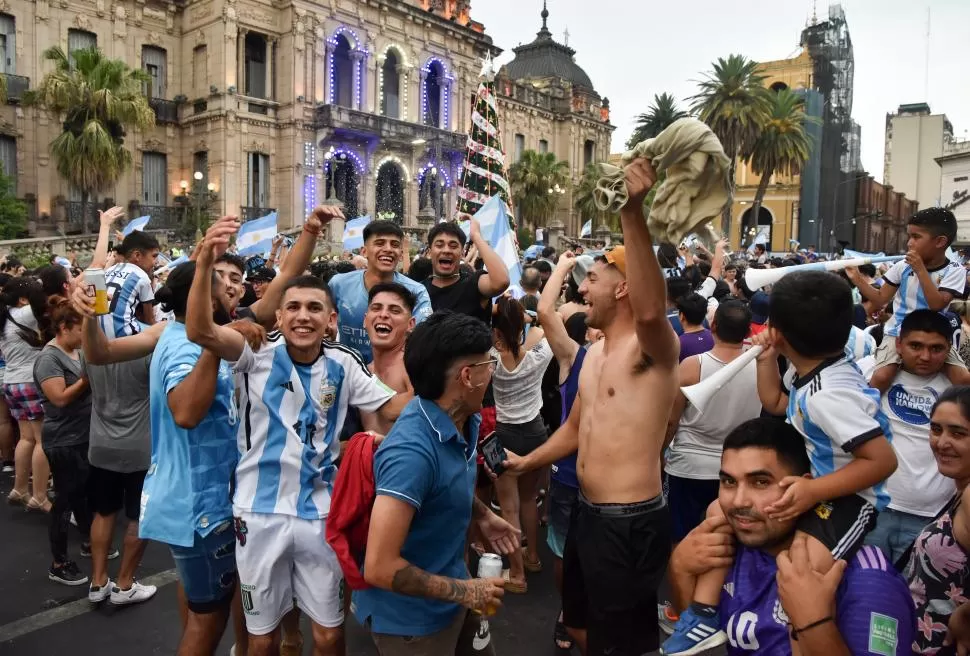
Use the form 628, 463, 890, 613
749, 291, 769, 325
604, 246, 627, 277
248, 267, 276, 283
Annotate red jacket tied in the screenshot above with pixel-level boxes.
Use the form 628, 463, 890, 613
325, 432, 378, 591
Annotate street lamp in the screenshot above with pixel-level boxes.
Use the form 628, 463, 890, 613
322, 146, 344, 211
193, 171, 204, 182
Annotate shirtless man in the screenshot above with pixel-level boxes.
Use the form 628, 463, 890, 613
503, 158, 677, 656
362, 282, 415, 434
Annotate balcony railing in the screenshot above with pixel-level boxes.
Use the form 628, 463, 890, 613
240, 206, 276, 222
2, 74, 29, 103
64, 201, 101, 234
148, 97, 179, 124
313, 104, 466, 152
135, 205, 182, 230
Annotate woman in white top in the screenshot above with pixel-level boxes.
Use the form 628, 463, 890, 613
1, 276, 52, 510
490, 296, 553, 593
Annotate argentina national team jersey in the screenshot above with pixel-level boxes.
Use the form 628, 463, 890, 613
844, 325, 876, 361
881, 259, 966, 337
785, 356, 893, 509
231, 334, 395, 519
720, 545, 914, 654
98, 262, 154, 339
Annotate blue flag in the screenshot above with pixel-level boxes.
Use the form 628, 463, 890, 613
343, 215, 372, 251
122, 215, 150, 237
237, 212, 278, 256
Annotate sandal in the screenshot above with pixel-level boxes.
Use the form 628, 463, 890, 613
7, 489, 28, 506
26, 497, 52, 513
523, 552, 543, 573
502, 569, 527, 594
554, 617, 574, 651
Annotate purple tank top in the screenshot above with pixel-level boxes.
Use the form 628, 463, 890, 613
551, 347, 586, 489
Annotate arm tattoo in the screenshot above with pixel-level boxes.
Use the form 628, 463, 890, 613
390, 565, 470, 604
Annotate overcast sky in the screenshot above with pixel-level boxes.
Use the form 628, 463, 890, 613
472, 0, 970, 183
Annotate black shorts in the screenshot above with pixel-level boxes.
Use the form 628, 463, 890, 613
562, 493, 671, 656
666, 474, 719, 542
796, 493, 877, 560
495, 416, 547, 457
87, 465, 147, 521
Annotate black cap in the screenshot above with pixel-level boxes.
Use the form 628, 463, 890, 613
248, 267, 276, 283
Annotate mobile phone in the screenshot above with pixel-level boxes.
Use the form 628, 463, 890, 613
479, 431, 505, 476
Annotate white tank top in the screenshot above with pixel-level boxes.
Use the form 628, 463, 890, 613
665, 351, 763, 480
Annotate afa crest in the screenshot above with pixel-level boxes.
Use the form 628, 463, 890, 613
319, 382, 336, 410
814, 502, 833, 520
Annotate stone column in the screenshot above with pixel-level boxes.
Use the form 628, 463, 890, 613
363, 155, 376, 217
237, 28, 248, 95
546, 219, 565, 252
351, 51, 364, 110
594, 224, 611, 247
265, 37, 276, 100
418, 70, 428, 125
314, 30, 326, 103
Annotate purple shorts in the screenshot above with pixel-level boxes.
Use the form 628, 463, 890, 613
3, 383, 44, 422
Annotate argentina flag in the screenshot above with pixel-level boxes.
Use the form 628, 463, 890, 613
237, 212, 278, 256
122, 215, 151, 236
343, 215, 371, 251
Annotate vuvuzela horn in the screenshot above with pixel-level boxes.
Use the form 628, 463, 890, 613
744, 256, 904, 291
681, 346, 763, 412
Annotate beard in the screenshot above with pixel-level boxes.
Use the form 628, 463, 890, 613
213, 303, 233, 326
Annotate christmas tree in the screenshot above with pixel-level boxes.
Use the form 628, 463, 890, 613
456, 54, 513, 221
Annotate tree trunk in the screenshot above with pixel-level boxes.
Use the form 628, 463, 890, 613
721, 157, 737, 238
747, 168, 773, 248
80, 191, 89, 235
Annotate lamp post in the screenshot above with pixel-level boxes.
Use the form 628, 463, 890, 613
323, 146, 345, 211
180, 171, 213, 240
413, 137, 445, 223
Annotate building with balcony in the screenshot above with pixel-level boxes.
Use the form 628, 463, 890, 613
937, 139, 970, 245
0, 0, 612, 241
850, 174, 918, 254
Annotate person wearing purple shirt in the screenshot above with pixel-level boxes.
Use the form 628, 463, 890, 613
676, 293, 714, 362
666, 418, 915, 656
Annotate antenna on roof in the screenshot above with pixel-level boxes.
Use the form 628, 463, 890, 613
564, 27, 570, 46
810, 0, 817, 25
924, 7, 931, 102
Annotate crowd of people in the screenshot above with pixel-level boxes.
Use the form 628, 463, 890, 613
1, 156, 969, 656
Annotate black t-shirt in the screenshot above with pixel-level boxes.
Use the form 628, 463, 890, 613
423, 270, 492, 325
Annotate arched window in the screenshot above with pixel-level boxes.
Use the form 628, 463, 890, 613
741, 206, 774, 249
381, 50, 400, 119
331, 34, 353, 107
376, 162, 405, 223
424, 61, 443, 127
770, 81, 789, 93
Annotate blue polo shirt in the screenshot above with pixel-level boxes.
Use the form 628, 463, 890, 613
353, 397, 480, 636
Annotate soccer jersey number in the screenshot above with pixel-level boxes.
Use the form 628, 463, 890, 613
727, 611, 760, 650
292, 419, 317, 449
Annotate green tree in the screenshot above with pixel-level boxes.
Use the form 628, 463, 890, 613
507, 150, 570, 230
690, 54, 771, 234
745, 88, 815, 246
24, 46, 155, 233
626, 93, 688, 150
0, 173, 27, 238
574, 163, 618, 232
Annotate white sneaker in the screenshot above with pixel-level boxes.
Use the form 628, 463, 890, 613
88, 578, 112, 603
109, 580, 157, 606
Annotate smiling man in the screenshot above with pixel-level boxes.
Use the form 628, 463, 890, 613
329, 220, 432, 362
363, 282, 416, 434
669, 418, 915, 656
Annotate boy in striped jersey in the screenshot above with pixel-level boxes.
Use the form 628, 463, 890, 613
99, 231, 159, 339
186, 215, 410, 656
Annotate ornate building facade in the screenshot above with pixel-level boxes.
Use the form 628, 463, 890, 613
0, 0, 612, 241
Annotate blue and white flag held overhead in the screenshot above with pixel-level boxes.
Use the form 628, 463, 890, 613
343, 215, 372, 251
465, 196, 522, 288
122, 215, 150, 237
581, 219, 592, 238
236, 212, 278, 256
153, 254, 188, 277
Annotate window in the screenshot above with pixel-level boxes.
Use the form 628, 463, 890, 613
381, 50, 400, 119
514, 134, 525, 163
0, 15, 15, 75
0, 135, 15, 190
244, 33, 267, 99
67, 29, 97, 68
193, 45, 207, 98
583, 140, 595, 168
539, 139, 549, 154
142, 46, 167, 99
142, 152, 167, 205
424, 61, 444, 127
247, 153, 270, 208
331, 34, 353, 107
193, 151, 208, 189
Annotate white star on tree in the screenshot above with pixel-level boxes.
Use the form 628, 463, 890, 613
479, 52, 497, 81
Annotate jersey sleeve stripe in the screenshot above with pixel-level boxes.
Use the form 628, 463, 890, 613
323, 340, 372, 376
376, 487, 422, 509
841, 427, 883, 452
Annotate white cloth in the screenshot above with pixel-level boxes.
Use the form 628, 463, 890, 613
234, 511, 345, 634
880, 370, 953, 517
593, 118, 731, 245
490, 340, 553, 424
0, 305, 39, 384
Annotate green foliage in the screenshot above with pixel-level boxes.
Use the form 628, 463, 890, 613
516, 226, 534, 249
573, 163, 617, 232
626, 93, 688, 150
507, 150, 570, 229
749, 89, 816, 180
0, 174, 27, 239
11, 249, 51, 270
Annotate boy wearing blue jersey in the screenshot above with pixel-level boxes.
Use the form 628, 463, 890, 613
663, 271, 898, 656
848, 207, 970, 393
186, 215, 410, 656
99, 231, 159, 339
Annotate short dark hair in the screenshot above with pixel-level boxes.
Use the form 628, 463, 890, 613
657, 242, 679, 268
768, 271, 852, 357
427, 223, 466, 247
407, 257, 432, 282
909, 207, 957, 247
38, 265, 69, 297
932, 385, 970, 423
541, 246, 556, 259
676, 293, 708, 325
532, 260, 552, 275
713, 300, 751, 343
564, 312, 588, 346
363, 220, 404, 242
900, 309, 954, 343
754, 244, 766, 253
216, 253, 246, 276
667, 277, 691, 303
858, 263, 876, 278
405, 311, 493, 400
723, 418, 811, 476
281, 274, 335, 309
334, 261, 356, 274
309, 260, 336, 283
368, 281, 416, 313
117, 231, 159, 256
154, 261, 196, 316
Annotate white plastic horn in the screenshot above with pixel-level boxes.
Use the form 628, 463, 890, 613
744, 256, 903, 291
681, 346, 763, 412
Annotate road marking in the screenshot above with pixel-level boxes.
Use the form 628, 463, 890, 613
0, 568, 178, 643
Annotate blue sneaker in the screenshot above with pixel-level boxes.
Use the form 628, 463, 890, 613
661, 607, 726, 655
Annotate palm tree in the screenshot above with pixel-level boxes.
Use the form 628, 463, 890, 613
626, 93, 688, 150
574, 163, 618, 232
24, 46, 155, 233
745, 88, 815, 246
690, 54, 771, 235
507, 150, 570, 229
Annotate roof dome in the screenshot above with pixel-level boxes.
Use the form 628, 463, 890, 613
504, 2, 594, 90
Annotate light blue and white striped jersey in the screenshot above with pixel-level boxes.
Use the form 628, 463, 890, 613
231, 334, 395, 519
844, 326, 876, 361
784, 356, 893, 510
881, 259, 966, 337
98, 263, 154, 339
